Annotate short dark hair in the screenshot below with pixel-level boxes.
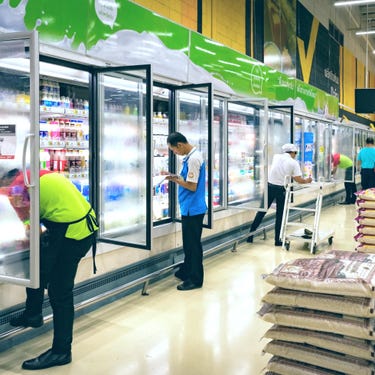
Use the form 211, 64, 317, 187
167, 132, 187, 146
366, 137, 374, 145
1, 168, 19, 180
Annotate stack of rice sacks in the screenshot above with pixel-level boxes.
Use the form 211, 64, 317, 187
355, 188, 375, 254
259, 250, 375, 375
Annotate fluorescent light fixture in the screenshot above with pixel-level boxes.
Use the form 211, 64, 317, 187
335, 0, 375, 5
356, 30, 375, 35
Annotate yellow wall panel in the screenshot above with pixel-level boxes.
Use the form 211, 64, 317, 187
357, 60, 366, 89
342, 46, 356, 112
370, 72, 375, 88
211, 0, 246, 54
202, 0, 213, 37
133, 0, 197, 31
182, 0, 198, 30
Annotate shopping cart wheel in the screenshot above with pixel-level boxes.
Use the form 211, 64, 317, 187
285, 241, 290, 251
328, 237, 333, 245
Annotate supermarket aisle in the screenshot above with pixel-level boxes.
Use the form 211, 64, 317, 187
0, 204, 357, 375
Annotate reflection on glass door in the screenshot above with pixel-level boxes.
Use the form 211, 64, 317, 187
95, 66, 152, 249
227, 101, 266, 208
152, 85, 170, 222
213, 99, 224, 209
268, 106, 292, 158
316, 122, 331, 182
175, 83, 213, 228
268, 106, 292, 183
0, 31, 39, 286
294, 115, 317, 180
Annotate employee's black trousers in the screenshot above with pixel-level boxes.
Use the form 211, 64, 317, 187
344, 166, 357, 203
24, 223, 94, 354
181, 213, 205, 286
249, 183, 286, 242
360, 168, 375, 190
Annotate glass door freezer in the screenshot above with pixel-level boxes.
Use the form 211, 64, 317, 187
92, 65, 153, 249
0, 31, 40, 287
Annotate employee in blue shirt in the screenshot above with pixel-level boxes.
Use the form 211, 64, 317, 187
357, 137, 375, 190
164, 132, 207, 291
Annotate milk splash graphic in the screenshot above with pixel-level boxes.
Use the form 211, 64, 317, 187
0, 0, 27, 32
95, 0, 118, 29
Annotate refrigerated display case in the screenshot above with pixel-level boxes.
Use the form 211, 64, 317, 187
0, 31, 40, 287
0, 32, 157, 288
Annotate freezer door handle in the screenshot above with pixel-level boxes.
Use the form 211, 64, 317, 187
22, 133, 35, 187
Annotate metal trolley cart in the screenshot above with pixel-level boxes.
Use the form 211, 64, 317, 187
280, 179, 334, 254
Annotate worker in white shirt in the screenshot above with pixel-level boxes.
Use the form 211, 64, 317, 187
247, 143, 312, 246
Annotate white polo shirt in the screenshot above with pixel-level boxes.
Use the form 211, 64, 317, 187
268, 153, 302, 186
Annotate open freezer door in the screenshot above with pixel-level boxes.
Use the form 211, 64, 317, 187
227, 98, 268, 211
0, 31, 40, 287
174, 83, 213, 229
331, 122, 355, 185
93, 65, 153, 249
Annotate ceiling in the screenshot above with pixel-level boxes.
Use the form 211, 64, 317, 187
332, 1, 375, 55
358, 3, 375, 33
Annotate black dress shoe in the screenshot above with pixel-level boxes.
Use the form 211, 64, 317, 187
274, 241, 283, 247
246, 236, 253, 243
10, 313, 43, 328
177, 281, 202, 291
22, 349, 71, 370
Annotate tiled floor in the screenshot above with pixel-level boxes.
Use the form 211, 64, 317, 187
0, 203, 357, 374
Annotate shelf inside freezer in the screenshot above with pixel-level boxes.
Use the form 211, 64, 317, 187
0, 248, 30, 280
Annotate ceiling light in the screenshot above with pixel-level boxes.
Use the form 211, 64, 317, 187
356, 30, 375, 35
335, 0, 375, 5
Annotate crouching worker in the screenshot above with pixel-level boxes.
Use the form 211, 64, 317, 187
5, 171, 98, 370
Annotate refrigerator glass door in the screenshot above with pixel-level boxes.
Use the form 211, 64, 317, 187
152, 85, 171, 223
331, 123, 355, 182
227, 100, 267, 210
268, 106, 292, 184
95, 66, 152, 249
294, 115, 317, 180
0, 32, 40, 286
174, 83, 213, 228
268, 106, 292, 158
316, 121, 331, 182
212, 98, 225, 209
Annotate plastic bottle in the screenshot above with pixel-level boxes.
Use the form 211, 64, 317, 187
39, 149, 49, 170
